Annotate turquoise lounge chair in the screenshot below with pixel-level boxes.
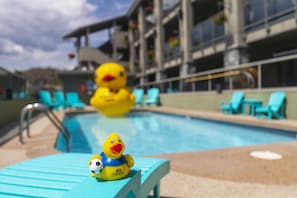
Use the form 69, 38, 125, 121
255, 91, 286, 119
18, 91, 28, 99
144, 88, 160, 106
66, 92, 86, 109
133, 88, 144, 106
220, 91, 244, 114
39, 90, 59, 110
0, 153, 170, 198
55, 91, 66, 110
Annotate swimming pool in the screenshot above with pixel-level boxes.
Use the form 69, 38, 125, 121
56, 111, 296, 156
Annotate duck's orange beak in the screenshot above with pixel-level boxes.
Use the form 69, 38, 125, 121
102, 74, 115, 81
111, 144, 123, 154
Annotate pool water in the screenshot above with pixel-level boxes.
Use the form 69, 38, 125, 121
56, 111, 296, 156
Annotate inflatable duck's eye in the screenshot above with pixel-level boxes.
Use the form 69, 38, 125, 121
119, 71, 124, 77
111, 139, 114, 144
118, 139, 121, 142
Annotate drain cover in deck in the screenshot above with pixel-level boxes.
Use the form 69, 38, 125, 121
250, 150, 282, 160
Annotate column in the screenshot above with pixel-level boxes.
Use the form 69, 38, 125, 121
154, 0, 165, 82
112, 21, 118, 60
224, 0, 249, 66
85, 28, 90, 47
85, 28, 92, 70
76, 36, 81, 52
181, 0, 193, 65
76, 36, 81, 67
138, 5, 147, 85
128, 21, 136, 73
179, 0, 193, 91
179, 0, 193, 77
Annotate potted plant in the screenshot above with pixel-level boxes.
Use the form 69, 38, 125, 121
212, 11, 228, 25
168, 36, 179, 49
128, 22, 138, 30
68, 52, 75, 59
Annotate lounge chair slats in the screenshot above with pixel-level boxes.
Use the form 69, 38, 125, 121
0, 169, 83, 183
0, 154, 169, 198
62, 170, 141, 198
144, 88, 160, 106
6, 165, 86, 177
255, 91, 286, 119
0, 175, 76, 190
66, 92, 86, 109
39, 90, 59, 110
220, 91, 244, 114
133, 88, 144, 106
0, 183, 66, 197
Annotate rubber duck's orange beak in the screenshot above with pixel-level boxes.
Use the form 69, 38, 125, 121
110, 144, 123, 154
102, 74, 115, 81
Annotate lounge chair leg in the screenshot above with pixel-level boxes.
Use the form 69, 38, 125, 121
152, 183, 160, 198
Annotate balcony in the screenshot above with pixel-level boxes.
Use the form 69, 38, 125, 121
192, 16, 225, 52
164, 37, 182, 63
245, 0, 296, 32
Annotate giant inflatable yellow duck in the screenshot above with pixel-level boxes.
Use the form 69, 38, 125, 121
88, 133, 134, 181
90, 62, 135, 117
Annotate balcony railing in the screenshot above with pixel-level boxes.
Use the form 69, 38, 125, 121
245, 0, 297, 32
192, 17, 225, 51
164, 43, 182, 63
136, 53, 297, 93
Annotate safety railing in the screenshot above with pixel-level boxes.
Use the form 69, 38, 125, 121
18, 103, 71, 152
137, 53, 297, 93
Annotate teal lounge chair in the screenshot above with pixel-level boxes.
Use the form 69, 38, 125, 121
55, 91, 66, 110
39, 90, 59, 110
18, 91, 28, 99
66, 92, 86, 109
144, 88, 160, 106
133, 88, 144, 106
220, 91, 244, 114
12, 91, 18, 99
0, 153, 170, 198
255, 91, 286, 119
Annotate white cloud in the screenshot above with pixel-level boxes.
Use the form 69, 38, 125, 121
0, 0, 98, 70
0, 39, 24, 55
0, 0, 134, 71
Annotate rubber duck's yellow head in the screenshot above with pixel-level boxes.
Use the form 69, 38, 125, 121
95, 62, 127, 89
103, 132, 125, 159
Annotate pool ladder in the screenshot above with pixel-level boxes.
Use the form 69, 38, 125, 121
18, 103, 71, 152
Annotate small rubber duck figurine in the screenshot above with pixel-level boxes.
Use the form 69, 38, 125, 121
90, 62, 135, 117
88, 132, 134, 181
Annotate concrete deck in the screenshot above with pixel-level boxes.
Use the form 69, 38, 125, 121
1, 106, 297, 197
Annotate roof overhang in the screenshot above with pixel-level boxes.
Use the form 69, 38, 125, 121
0, 67, 27, 80
63, 15, 128, 39
127, 0, 142, 17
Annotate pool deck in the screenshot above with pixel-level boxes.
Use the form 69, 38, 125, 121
1, 106, 297, 197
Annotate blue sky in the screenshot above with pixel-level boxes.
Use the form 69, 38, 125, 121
0, 0, 132, 71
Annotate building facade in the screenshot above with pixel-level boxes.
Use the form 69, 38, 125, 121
65, 0, 297, 93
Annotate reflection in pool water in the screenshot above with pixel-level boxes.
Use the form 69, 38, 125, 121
56, 111, 296, 156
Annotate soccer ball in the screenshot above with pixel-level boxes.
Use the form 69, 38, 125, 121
89, 159, 104, 174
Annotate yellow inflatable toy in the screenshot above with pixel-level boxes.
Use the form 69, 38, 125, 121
88, 133, 134, 181
90, 62, 135, 117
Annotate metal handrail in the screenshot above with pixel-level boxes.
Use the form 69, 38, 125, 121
18, 103, 71, 152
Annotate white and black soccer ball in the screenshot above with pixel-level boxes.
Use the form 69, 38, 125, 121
89, 159, 104, 174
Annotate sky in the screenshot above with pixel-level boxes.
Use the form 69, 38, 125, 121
0, 0, 133, 71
